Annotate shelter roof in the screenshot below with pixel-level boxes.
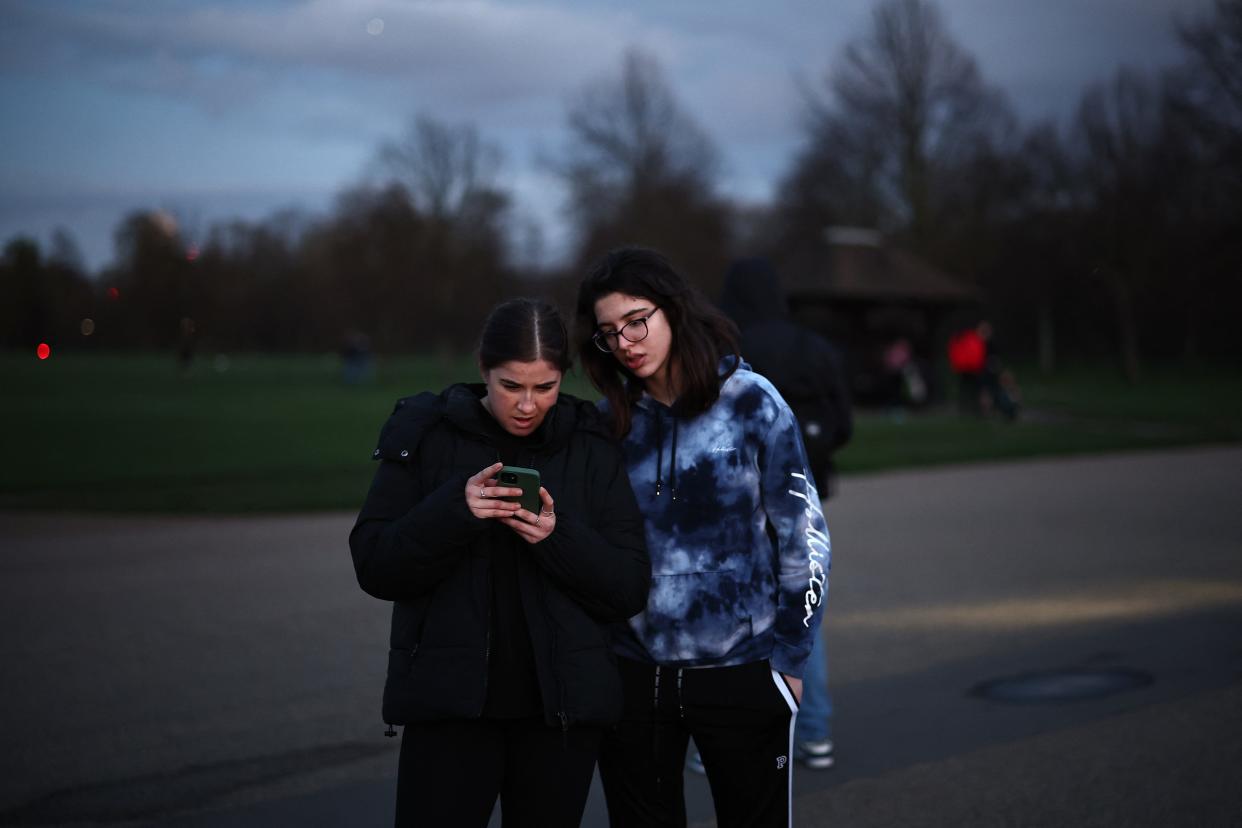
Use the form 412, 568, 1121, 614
784, 239, 977, 304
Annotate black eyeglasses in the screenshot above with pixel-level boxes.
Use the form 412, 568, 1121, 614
592, 308, 660, 353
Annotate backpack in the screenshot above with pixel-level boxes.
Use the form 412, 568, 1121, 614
782, 330, 852, 487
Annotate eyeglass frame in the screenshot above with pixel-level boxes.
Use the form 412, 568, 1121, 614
592, 307, 661, 353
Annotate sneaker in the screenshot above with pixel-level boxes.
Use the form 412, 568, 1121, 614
796, 739, 834, 770
685, 750, 706, 775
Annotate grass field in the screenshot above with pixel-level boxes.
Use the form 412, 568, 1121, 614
840, 364, 1242, 474
2, 352, 1240, 513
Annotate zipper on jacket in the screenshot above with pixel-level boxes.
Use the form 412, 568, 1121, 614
479, 570, 492, 718
383, 644, 418, 737
536, 575, 571, 746
480, 628, 491, 717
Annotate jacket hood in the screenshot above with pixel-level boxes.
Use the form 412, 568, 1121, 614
374, 383, 609, 462
719, 257, 790, 327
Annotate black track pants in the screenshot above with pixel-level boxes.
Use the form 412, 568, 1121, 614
395, 716, 601, 828
599, 658, 799, 828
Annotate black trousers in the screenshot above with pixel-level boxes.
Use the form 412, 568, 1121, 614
395, 716, 602, 828
599, 658, 799, 828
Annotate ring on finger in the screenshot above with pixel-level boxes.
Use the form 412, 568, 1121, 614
479, 485, 488, 499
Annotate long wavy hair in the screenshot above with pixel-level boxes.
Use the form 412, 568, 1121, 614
575, 247, 739, 437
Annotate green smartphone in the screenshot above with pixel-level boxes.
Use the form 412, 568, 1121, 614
498, 465, 541, 513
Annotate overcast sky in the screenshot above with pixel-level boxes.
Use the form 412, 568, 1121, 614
0, 0, 1213, 272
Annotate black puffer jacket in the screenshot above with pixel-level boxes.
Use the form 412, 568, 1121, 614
349, 384, 650, 729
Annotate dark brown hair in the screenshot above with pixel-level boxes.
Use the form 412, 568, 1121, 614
478, 298, 571, 373
575, 247, 738, 437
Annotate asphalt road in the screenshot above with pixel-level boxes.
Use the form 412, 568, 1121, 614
2, 445, 1240, 827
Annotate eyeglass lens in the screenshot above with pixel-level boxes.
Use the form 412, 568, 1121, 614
595, 317, 648, 352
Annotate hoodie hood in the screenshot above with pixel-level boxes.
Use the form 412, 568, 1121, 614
719, 257, 790, 328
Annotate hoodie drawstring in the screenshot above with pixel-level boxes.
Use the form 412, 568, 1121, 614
654, 411, 664, 498
669, 417, 678, 501
654, 408, 679, 501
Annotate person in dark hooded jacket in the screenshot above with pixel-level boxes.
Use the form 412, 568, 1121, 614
350, 298, 650, 828
719, 257, 853, 773
719, 258, 853, 496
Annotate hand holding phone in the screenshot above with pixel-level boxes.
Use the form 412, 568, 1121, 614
466, 462, 523, 519
499, 475, 556, 545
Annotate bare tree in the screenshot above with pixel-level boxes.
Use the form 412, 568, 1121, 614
562, 49, 718, 202
1169, 0, 1242, 214
1177, 0, 1242, 141
1074, 69, 1171, 381
103, 211, 196, 349
1166, 0, 1242, 360
803, 0, 1014, 245
780, 115, 888, 233
556, 48, 730, 290
377, 114, 504, 224
0, 235, 93, 350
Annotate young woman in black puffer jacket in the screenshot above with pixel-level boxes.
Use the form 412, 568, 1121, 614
350, 298, 650, 827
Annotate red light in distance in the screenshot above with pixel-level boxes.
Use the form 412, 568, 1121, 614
37, 343, 51, 360
108, 287, 120, 300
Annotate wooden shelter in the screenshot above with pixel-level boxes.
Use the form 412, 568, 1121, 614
781, 228, 979, 405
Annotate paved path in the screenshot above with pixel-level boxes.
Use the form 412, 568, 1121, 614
1, 445, 1240, 826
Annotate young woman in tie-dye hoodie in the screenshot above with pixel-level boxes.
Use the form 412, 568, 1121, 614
576, 247, 830, 828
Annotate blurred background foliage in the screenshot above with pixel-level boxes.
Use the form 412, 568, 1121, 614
3, 0, 1239, 368
3, 0, 1241, 511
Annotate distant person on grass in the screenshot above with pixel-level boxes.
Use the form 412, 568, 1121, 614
349, 298, 650, 828
949, 320, 1020, 420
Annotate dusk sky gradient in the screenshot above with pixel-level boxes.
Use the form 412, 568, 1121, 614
0, 0, 1213, 272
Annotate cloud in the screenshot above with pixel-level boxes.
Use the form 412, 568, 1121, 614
1, 0, 650, 116
9, 0, 1201, 152
933, 0, 1215, 123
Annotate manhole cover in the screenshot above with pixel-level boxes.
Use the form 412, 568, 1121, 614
971, 668, 1152, 703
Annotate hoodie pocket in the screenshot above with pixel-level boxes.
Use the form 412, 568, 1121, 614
636, 571, 753, 662
769, 664, 800, 714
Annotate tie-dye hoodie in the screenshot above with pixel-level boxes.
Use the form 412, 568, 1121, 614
605, 357, 830, 678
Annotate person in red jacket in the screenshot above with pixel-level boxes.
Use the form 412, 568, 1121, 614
949, 321, 1020, 419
